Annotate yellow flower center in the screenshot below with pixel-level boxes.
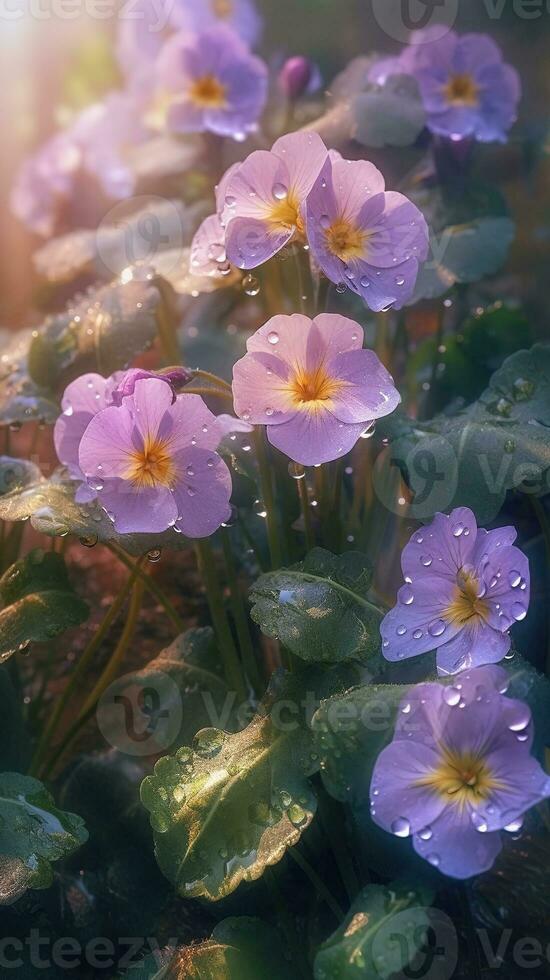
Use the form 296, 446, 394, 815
212, 0, 233, 16
324, 218, 367, 262
267, 192, 304, 234
289, 362, 345, 410
444, 569, 490, 627
125, 434, 175, 489
189, 75, 227, 109
443, 73, 480, 107
416, 748, 505, 809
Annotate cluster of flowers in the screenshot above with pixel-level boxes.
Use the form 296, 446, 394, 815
12, 0, 269, 236
369, 26, 521, 144
191, 131, 430, 311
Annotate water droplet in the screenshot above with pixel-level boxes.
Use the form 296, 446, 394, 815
288, 461, 305, 480
443, 686, 461, 707
412, 629, 423, 640
508, 706, 531, 732
243, 274, 260, 297
401, 585, 414, 605
391, 817, 411, 838
508, 570, 522, 588
272, 182, 288, 200
419, 826, 433, 841
267, 331, 279, 345
147, 548, 162, 563
428, 619, 446, 637
79, 535, 98, 548
452, 522, 464, 537
504, 816, 523, 833
512, 602, 527, 621
420, 555, 433, 567
396, 625, 407, 636
320, 214, 331, 229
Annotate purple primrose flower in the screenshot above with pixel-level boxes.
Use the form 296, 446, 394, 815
381, 507, 530, 676
54, 371, 232, 536
305, 154, 429, 312
220, 131, 329, 268
371, 28, 520, 144
173, 0, 262, 47
155, 26, 267, 139
277, 56, 322, 101
232, 313, 400, 466
370, 665, 550, 879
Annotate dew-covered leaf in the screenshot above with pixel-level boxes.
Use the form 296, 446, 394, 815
0, 330, 58, 428
377, 343, 550, 523
249, 548, 383, 666
125, 917, 289, 979
0, 471, 191, 556
0, 548, 89, 662
314, 881, 434, 980
503, 654, 550, 759
353, 74, 426, 148
28, 279, 160, 389
140, 673, 317, 901
0, 772, 88, 905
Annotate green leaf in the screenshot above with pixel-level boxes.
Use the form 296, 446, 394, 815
0, 549, 89, 662
378, 343, 550, 524
312, 683, 405, 805
249, 548, 383, 666
0, 472, 192, 555
0, 329, 58, 428
140, 673, 317, 901
27, 279, 160, 389
353, 74, 426, 148
504, 654, 550, 759
0, 772, 88, 905
410, 217, 515, 302
124, 918, 289, 979
314, 881, 433, 980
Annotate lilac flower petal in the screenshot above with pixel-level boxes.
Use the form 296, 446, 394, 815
267, 408, 366, 466
215, 161, 242, 214
370, 740, 446, 835
308, 313, 364, 357
245, 313, 315, 363
165, 393, 222, 452
455, 34, 502, 74
171, 0, 262, 47
413, 804, 502, 879
436, 621, 511, 676
110, 369, 191, 406
225, 216, 294, 269
401, 508, 478, 585
190, 214, 227, 275
232, 351, 296, 425
479, 748, 550, 833
222, 150, 288, 222
172, 447, 232, 537
361, 191, 429, 268
98, 481, 178, 534
326, 349, 400, 424
381, 575, 458, 663
471, 524, 517, 562
482, 545, 530, 631
78, 405, 136, 482
215, 414, 254, 437
54, 373, 112, 478
270, 131, 329, 201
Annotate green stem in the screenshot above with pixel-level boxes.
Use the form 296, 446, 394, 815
105, 541, 184, 633
42, 571, 146, 779
297, 473, 315, 552
30, 567, 138, 777
221, 530, 263, 696
194, 539, 247, 702
288, 847, 345, 920
264, 869, 310, 980
154, 276, 181, 365
293, 246, 314, 315
254, 428, 282, 568
318, 786, 360, 903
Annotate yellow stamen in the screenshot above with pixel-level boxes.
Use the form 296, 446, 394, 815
288, 362, 346, 411
444, 569, 490, 627
416, 747, 505, 809
324, 218, 367, 262
189, 75, 227, 109
267, 192, 304, 234
212, 0, 232, 16
124, 434, 175, 489
443, 73, 480, 107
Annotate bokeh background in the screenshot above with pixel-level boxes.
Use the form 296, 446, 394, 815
1, 0, 550, 326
